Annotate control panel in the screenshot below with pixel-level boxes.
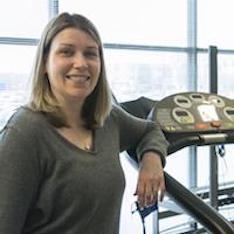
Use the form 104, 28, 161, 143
152, 92, 234, 134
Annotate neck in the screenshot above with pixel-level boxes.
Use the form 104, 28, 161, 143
60, 100, 85, 129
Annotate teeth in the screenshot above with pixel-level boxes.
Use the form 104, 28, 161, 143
67, 75, 89, 83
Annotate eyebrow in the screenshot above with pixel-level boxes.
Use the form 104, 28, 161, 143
59, 43, 99, 49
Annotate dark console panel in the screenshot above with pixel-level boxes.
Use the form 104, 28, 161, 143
152, 92, 234, 135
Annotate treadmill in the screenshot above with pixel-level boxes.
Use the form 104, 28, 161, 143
121, 92, 234, 234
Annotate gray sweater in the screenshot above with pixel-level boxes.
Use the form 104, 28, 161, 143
0, 105, 168, 234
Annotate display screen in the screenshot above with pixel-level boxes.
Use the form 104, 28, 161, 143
175, 111, 188, 116
178, 99, 188, 103
192, 95, 202, 99
226, 110, 234, 115
197, 104, 219, 122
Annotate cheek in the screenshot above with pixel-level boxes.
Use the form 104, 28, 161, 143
45, 57, 54, 78
46, 59, 65, 79
94, 62, 101, 78
45, 64, 60, 89
93, 67, 101, 87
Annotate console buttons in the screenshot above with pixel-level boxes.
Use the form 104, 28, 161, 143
195, 123, 209, 130
210, 121, 221, 128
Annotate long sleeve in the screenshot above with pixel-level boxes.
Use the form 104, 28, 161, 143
0, 125, 40, 233
112, 104, 169, 166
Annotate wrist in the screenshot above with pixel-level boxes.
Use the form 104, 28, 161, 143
141, 151, 163, 167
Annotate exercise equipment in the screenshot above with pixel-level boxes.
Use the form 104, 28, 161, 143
152, 92, 234, 154
121, 92, 234, 234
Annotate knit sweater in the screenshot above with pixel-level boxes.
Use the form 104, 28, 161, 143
0, 105, 168, 234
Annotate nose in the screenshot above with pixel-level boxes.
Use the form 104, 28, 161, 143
73, 53, 88, 69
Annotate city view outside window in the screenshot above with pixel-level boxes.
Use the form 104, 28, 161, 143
0, 45, 36, 128
104, 49, 188, 102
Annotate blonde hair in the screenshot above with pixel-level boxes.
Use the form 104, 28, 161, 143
29, 13, 112, 129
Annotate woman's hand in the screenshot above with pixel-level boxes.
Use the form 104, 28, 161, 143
134, 151, 165, 209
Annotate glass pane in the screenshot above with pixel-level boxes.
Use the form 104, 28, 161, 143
104, 49, 189, 102
198, 0, 234, 49
218, 53, 234, 99
197, 52, 209, 92
0, 0, 48, 37
60, 0, 187, 46
0, 45, 36, 128
217, 54, 234, 184
197, 52, 234, 97
218, 145, 234, 184
197, 146, 210, 187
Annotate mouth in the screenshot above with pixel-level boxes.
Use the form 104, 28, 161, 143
65, 74, 90, 84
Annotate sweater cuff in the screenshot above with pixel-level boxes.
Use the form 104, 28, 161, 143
138, 149, 166, 168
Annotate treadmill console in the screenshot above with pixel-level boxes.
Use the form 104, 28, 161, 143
152, 92, 234, 135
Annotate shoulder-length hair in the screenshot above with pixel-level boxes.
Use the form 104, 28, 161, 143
29, 12, 112, 129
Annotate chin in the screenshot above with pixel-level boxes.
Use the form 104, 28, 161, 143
68, 93, 90, 101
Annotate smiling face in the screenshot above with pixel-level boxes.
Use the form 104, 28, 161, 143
45, 27, 101, 106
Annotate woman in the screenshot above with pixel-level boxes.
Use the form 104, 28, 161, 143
0, 13, 168, 234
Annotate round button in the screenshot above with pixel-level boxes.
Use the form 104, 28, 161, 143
210, 121, 221, 128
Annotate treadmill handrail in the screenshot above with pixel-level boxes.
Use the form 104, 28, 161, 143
165, 172, 234, 234
168, 133, 234, 155
168, 136, 201, 154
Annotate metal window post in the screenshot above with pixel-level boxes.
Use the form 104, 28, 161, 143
208, 45, 219, 209
48, 0, 59, 19
187, 0, 198, 191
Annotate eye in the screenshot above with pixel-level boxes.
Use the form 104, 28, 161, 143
84, 50, 99, 59
59, 48, 74, 57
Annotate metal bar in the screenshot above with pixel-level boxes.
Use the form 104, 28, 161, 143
200, 133, 227, 143
0, 37, 38, 46
0, 36, 233, 56
209, 45, 219, 209
209, 46, 218, 93
103, 43, 190, 52
48, 0, 59, 19
210, 146, 219, 209
187, 3, 198, 216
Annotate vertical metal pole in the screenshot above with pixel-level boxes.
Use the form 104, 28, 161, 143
187, 0, 198, 193
209, 46, 218, 93
208, 45, 219, 209
48, 0, 59, 19
187, 1, 198, 231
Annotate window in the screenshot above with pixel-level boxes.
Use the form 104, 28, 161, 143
198, 0, 234, 49
60, 0, 187, 46
104, 49, 188, 102
218, 54, 234, 98
0, 0, 48, 37
0, 45, 36, 128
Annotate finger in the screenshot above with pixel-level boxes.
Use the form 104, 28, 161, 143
144, 183, 154, 207
159, 189, 165, 202
158, 182, 166, 202
135, 183, 145, 209
152, 187, 159, 204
